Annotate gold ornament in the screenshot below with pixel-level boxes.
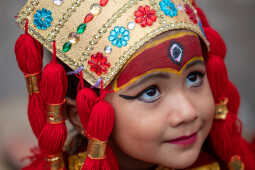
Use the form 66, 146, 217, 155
87, 138, 107, 159
215, 98, 229, 120
46, 99, 66, 124
47, 153, 65, 170
228, 155, 245, 170
24, 72, 40, 94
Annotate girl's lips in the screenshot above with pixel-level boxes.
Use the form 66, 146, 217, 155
166, 132, 197, 145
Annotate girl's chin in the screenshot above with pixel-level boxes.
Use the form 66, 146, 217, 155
160, 146, 201, 169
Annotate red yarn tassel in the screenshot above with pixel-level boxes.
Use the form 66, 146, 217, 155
76, 72, 98, 134
15, 20, 46, 139
204, 27, 227, 59
207, 55, 255, 169
206, 55, 238, 159
38, 41, 68, 169
82, 98, 116, 170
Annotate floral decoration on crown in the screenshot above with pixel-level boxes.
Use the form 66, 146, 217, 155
16, 0, 209, 88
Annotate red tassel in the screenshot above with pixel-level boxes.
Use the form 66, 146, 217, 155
206, 55, 228, 102
207, 55, 255, 168
76, 87, 98, 134
204, 27, 227, 59
15, 20, 46, 139
106, 146, 119, 170
82, 99, 116, 170
38, 41, 68, 169
206, 55, 237, 158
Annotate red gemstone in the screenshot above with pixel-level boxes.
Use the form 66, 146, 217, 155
100, 0, 108, 7
84, 13, 94, 23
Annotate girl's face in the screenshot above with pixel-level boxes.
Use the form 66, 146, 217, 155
105, 31, 215, 169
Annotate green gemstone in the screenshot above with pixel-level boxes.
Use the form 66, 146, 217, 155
62, 42, 72, 53
77, 23, 87, 34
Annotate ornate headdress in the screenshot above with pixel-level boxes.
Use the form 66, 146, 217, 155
16, 0, 209, 88
14, 0, 255, 169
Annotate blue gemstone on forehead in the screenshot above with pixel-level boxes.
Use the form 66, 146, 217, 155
168, 41, 184, 65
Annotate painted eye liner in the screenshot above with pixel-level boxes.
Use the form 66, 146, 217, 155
119, 85, 157, 100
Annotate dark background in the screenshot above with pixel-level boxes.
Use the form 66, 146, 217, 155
0, 0, 254, 169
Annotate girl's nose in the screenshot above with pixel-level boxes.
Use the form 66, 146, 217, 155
167, 92, 198, 127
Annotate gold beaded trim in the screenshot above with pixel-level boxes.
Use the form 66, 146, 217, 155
215, 98, 229, 120
80, 0, 140, 63
16, 0, 82, 71
47, 0, 86, 41
87, 138, 107, 159
46, 99, 66, 124
47, 153, 65, 170
24, 72, 40, 94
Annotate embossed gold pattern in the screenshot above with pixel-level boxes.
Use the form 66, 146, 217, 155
87, 138, 107, 159
16, 0, 209, 88
46, 99, 66, 124
24, 72, 40, 94
215, 98, 229, 120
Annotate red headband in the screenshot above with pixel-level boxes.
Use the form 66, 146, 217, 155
113, 32, 204, 91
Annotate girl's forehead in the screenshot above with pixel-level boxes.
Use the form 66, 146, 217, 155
113, 31, 204, 91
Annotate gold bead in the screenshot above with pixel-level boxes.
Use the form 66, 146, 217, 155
68, 32, 80, 44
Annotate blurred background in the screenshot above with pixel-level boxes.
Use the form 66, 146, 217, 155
0, 0, 254, 169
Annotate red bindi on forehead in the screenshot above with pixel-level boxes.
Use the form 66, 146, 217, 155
114, 32, 203, 91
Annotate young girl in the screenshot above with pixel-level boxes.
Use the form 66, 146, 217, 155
14, 0, 255, 169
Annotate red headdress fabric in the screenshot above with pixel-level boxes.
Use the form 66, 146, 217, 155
114, 31, 204, 91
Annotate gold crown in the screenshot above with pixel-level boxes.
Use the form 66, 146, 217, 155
16, 0, 209, 88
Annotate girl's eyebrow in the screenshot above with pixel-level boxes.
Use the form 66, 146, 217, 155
125, 73, 170, 91
184, 59, 205, 71
121, 59, 204, 92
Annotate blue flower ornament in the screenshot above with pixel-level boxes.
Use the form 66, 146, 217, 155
108, 26, 130, 48
159, 0, 178, 18
33, 8, 53, 30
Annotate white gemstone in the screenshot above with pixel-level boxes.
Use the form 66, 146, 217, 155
127, 21, 135, 30
90, 3, 102, 15
104, 45, 112, 54
177, 5, 183, 11
53, 0, 63, 6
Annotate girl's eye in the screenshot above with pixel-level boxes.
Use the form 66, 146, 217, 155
138, 85, 160, 103
186, 71, 205, 88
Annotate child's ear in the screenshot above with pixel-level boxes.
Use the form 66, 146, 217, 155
66, 97, 83, 133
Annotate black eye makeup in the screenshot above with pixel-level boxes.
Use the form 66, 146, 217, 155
119, 85, 161, 103
186, 71, 205, 88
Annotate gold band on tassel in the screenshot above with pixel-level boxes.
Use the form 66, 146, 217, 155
47, 153, 65, 170
228, 155, 245, 170
87, 138, 107, 159
47, 99, 66, 124
215, 98, 229, 120
24, 72, 40, 94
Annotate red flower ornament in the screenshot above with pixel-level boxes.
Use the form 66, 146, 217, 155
184, 4, 197, 24
134, 5, 157, 27
88, 52, 110, 76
